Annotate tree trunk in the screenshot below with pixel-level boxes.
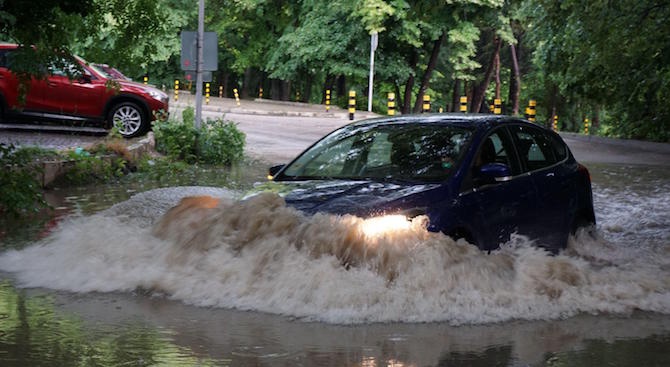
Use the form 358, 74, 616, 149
270, 79, 281, 100
281, 80, 290, 101
336, 75, 346, 98
494, 52, 501, 100
402, 52, 418, 114
508, 43, 521, 115
471, 36, 502, 113
303, 73, 313, 103
451, 79, 461, 112
413, 31, 446, 113
241, 67, 252, 99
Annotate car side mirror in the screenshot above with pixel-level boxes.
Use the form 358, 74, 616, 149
478, 163, 512, 184
268, 164, 285, 179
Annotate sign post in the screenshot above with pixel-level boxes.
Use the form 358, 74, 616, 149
367, 32, 378, 112
180, 1, 217, 129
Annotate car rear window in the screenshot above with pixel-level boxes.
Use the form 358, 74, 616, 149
509, 125, 567, 172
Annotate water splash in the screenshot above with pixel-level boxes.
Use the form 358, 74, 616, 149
1, 186, 669, 325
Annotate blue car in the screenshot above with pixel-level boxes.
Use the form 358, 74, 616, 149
265, 114, 596, 253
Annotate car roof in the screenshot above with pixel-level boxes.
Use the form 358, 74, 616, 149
348, 113, 532, 131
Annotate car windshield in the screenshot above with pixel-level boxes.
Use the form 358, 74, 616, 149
88, 63, 112, 79
282, 123, 473, 183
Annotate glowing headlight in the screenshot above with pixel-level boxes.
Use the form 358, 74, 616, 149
148, 89, 167, 101
360, 215, 412, 237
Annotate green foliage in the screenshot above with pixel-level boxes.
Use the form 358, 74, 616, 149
199, 119, 246, 165
0, 144, 48, 217
136, 156, 191, 182
153, 115, 199, 163
59, 149, 127, 185
153, 107, 247, 165
522, 0, 670, 141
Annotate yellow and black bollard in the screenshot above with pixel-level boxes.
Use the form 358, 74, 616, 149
205, 83, 210, 105
553, 115, 559, 131
174, 80, 179, 102
422, 94, 431, 113
584, 118, 590, 135
296, 91, 300, 102
494, 98, 502, 115
460, 96, 468, 113
528, 100, 537, 122
348, 91, 356, 120
259, 87, 263, 99
325, 89, 331, 112
233, 88, 240, 106
219, 85, 223, 98
387, 92, 395, 116
143, 75, 148, 85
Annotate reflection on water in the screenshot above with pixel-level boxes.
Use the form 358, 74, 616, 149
0, 162, 669, 366
2, 280, 670, 366
0, 282, 223, 366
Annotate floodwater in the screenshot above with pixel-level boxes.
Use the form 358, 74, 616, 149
1, 162, 669, 366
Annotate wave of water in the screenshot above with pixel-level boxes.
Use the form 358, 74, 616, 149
1, 183, 669, 325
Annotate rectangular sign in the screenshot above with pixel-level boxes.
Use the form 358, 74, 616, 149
181, 31, 218, 71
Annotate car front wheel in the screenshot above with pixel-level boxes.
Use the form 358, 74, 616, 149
109, 102, 147, 138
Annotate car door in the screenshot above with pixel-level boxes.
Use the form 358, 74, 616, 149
43, 59, 105, 118
507, 124, 575, 250
0, 49, 47, 112
456, 128, 538, 251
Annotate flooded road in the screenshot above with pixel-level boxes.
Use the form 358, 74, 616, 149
1, 121, 669, 366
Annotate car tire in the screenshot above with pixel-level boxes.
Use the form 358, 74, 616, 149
108, 101, 147, 138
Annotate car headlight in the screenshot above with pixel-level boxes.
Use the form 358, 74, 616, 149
359, 208, 428, 238
360, 215, 412, 237
147, 89, 167, 101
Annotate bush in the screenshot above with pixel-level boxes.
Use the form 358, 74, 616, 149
199, 119, 246, 165
58, 149, 127, 185
0, 143, 48, 216
153, 107, 246, 165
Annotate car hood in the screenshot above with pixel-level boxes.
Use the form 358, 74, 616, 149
245, 180, 443, 217
117, 80, 166, 96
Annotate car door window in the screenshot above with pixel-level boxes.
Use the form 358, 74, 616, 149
509, 125, 565, 172
461, 129, 518, 192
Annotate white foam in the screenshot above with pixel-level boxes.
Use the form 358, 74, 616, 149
1, 187, 669, 325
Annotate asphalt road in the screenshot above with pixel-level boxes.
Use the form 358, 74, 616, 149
1, 114, 668, 167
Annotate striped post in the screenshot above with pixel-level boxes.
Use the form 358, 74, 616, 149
422, 94, 431, 113
325, 89, 331, 112
584, 118, 590, 135
460, 96, 468, 113
494, 98, 502, 115
143, 75, 148, 85
387, 92, 395, 116
553, 115, 559, 131
528, 100, 537, 122
219, 85, 223, 98
205, 82, 210, 105
348, 90, 356, 120
174, 80, 179, 101
233, 88, 240, 106
259, 87, 263, 99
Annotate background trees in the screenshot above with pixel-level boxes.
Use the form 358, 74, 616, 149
1, 0, 668, 141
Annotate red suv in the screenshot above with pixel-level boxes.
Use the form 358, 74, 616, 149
0, 44, 168, 138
